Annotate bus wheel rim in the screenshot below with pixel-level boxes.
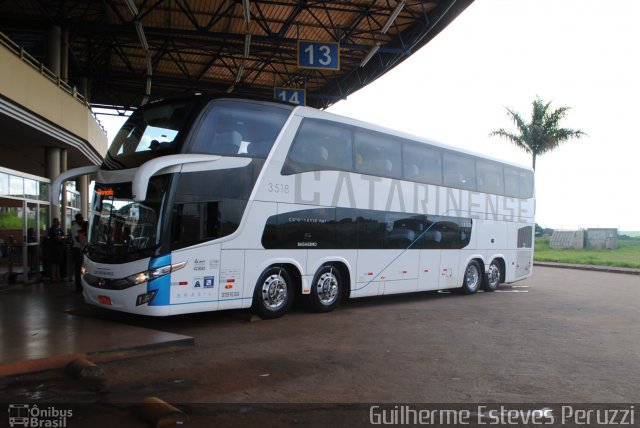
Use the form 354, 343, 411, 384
465, 264, 479, 291
316, 272, 338, 305
488, 263, 500, 287
261, 274, 287, 310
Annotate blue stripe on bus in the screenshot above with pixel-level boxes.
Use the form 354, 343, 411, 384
148, 254, 172, 306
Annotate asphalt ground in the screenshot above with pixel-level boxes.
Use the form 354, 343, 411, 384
1, 266, 638, 427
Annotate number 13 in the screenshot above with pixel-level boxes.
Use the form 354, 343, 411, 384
304, 44, 332, 66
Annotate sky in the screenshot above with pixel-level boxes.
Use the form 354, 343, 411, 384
97, 0, 640, 231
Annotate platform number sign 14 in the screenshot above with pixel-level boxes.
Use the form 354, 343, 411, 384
297, 40, 340, 70
274, 88, 306, 106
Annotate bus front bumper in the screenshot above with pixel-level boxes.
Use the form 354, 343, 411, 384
82, 280, 170, 316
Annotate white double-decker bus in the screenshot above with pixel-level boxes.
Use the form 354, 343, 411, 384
61, 96, 534, 318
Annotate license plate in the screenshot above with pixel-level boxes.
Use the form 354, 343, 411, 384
97, 295, 112, 305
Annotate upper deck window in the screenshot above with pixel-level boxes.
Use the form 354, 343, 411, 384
281, 114, 533, 199
402, 141, 442, 184
188, 100, 292, 158
505, 166, 534, 199
443, 153, 476, 191
476, 160, 504, 195
354, 129, 402, 179
282, 119, 353, 174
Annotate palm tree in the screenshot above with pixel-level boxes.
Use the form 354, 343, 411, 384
490, 96, 585, 170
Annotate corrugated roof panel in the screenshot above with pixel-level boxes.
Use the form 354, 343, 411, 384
0, 0, 473, 108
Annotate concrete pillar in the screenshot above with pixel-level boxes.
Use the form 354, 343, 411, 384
60, 149, 68, 231
61, 28, 69, 82
45, 147, 61, 181
45, 147, 61, 224
78, 78, 90, 102
77, 175, 89, 219
46, 26, 61, 76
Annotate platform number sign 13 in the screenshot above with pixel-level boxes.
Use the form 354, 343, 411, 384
274, 88, 306, 106
297, 40, 340, 70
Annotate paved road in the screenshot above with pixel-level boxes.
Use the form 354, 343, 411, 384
1, 267, 638, 426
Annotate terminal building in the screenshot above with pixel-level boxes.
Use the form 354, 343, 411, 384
0, 30, 106, 283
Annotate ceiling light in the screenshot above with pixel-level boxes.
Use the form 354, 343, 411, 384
135, 21, 148, 51
244, 34, 251, 58
124, 0, 139, 16
235, 63, 244, 83
243, 0, 251, 23
381, 1, 405, 34
360, 44, 380, 67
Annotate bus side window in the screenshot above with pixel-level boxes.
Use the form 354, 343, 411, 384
285, 132, 329, 170
354, 130, 401, 178
357, 210, 386, 249
443, 153, 476, 191
190, 100, 290, 158
504, 166, 520, 198
383, 213, 426, 249
424, 218, 460, 249
282, 119, 353, 174
402, 142, 442, 185
476, 160, 504, 195
519, 170, 534, 198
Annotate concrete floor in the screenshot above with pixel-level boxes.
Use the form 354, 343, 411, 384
1, 267, 638, 427
0, 281, 193, 376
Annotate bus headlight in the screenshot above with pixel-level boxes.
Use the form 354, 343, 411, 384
126, 261, 187, 285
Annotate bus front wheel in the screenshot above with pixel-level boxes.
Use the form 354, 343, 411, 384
308, 265, 343, 313
460, 260, 482, 294
252, 267, 294, 319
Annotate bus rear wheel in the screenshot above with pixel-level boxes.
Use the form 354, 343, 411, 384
308, 265, 343, 313
483, 260, 501, 292
252, 267, 294, 319
460, 260, 482, 294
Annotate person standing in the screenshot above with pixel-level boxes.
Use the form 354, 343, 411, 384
6, 235, 16, 283
48, 218, 64, 282
71, 213, 84, 291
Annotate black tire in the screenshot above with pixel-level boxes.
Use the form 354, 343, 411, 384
460, 260, 482, 294
252, 267, 294, 319
483, 259, 501, 292
308, 265, 343, 313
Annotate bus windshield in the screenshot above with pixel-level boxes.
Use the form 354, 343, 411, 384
105, 100, 196, 169
88, 177, 168, 263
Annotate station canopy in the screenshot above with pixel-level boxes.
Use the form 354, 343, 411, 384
0, 0, 473, 110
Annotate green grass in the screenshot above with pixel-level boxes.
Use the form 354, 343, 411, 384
534, 237, 640, 269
